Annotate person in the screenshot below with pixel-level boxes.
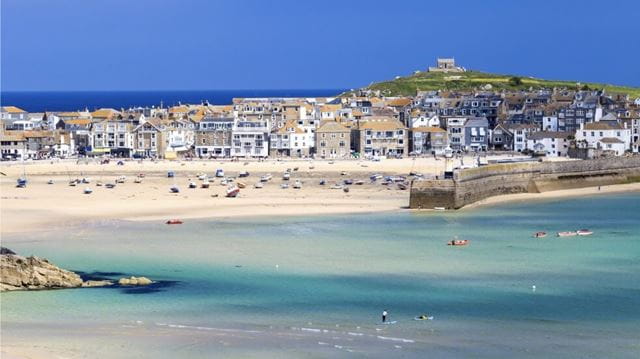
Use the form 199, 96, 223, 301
382, 309, 388, 323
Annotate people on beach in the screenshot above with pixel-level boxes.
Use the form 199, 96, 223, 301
382, 309, 388, 323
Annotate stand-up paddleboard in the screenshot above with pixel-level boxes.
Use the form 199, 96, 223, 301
380, 320, 397, 325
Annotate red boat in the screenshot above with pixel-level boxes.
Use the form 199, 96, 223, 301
226, 185, 240, 198
447, 239, 469, 246
166, 219, 183, 225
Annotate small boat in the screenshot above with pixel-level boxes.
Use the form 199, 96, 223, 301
557, 231, 577, 237
215, 169, 225, 177
201, 180, 210, 189
328, 161, 334, 164
226, 185, 240, 198
309, 166, 315, 170
414, 315, 434, 321
116, 176, 126, 184
576, 229, 593, 236
197, 173, 207, 180
533, 231, 547, 238
236, 181, 246, 189
96, 181, 103, 187
105, 183, 116, 189
319, 179, 326, 185
434, 207, 446, 211
81, 178, 91, 184
16, 177, 27, 188
134, 177, 142, 184
343, 187, 350, 193
397, 183, 408, 190
330, 184, 342, 190
280, 183, 289, 189
354, 180, 364, 185
293, 167, 299, 171
260, 174, 272, 182
293, 180, 302, 189
83, 187, 93, 194
170, 186, 180, 193
283, 172, 291, 180
167, 171, 175, 178
188, 181, 197, 189
254, 182, 264, 189
448, 239, 469, 246
47, 179, 54, 185
239, 171, 249, 178
220, 179, 228, 186
166, 219, 183, 225
69, 180, 77, 187
370, 174, 383, 181
340, 171, 347, 176
343, 179, 353, 185
138, 173, 145, 178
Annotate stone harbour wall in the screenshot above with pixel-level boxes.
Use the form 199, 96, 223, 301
410, 157, 640, 209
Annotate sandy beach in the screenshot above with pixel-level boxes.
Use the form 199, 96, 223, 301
2, 156, 639, 235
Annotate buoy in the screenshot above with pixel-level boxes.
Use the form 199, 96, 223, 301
532, 285, 536, 292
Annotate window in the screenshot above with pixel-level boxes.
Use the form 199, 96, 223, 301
339, 141, 345, 147
320, 141, 326, 147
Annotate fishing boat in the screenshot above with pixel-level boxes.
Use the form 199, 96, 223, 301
434, 207, 446, 211
239, 171, 249, 178
292, 180, 302, 189
170, 186, 180, 193
83, 187, 93, 194
576, 229, 593, 236
280, 183, 289, 189
448, 239, 469, 246
226, 185, 240, 197
309, 166, 315, 170
188, 181, 197, 189
533, 231, 547, 238
215, 169, 225, 177
254, 182, 264, 189
293, 167, 299, 171
340, 171, 347, 176
260, 174, 272, 182
370, 174, 383, 181
236, 181, 246, 189
166, 219, 183, 225
134, 177, 142, 184
283, 172, 291, 180
201, 179, 210, 189
138, 173, 145, 178
557, 231, 578, 237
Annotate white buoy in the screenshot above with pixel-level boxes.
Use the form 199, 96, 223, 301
275, 264, 279, 269
532, 285, 536, 292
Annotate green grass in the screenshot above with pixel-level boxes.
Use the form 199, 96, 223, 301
347, 70, 640, 98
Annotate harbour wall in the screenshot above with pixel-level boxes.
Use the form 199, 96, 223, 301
409, 157, 640, 209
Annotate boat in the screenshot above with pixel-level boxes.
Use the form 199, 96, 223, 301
81, 178, 91, 184
134, 177, 142, 184
83, 187, 93, 194
197, 173, 207, 180
96, 181, 103, 187
226, 185, 240, 197
16, 177, 27, 188
309, 166, 315, 170
167, 171, 175, 178
340, 171, 347, 176
260, 174, 272, 182
557, 231, 577, 237
47, 179, 54, 185
283, 172, 291, 180
254, 182, 264, 189
116, 176, 126, 184
533, 231, 547, 238
343, 179, 353, 185
343, 187, 350, 193
69, 180, 77, 187
239, 171, 249, 178
220, 179, 228, 186
201, 179, 210, 189
448, 239, 469, 246
328, 161, 334, 164
170, 186, 180, 193
370, 174, 383, 181
166, 219, 183, 225
397, 183, 408, 190
576, 229, 593, 236
434, 207, 446, 211
138, 173, 145, 178
330, 184, 342, 190
236, 181, 246, 189
414, 315, 434, 321
293, 167, 299, 171
292, 180, 302, 189
354, 180, 364, 185
215, 169, 225, 177
105, 183, 116, 189
188, 181, 197, 189
281, 183, 289, 189
319, 179, 326, 185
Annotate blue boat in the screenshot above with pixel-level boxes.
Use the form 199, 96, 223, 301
16, 177, 27, 188
167, 171, 175, 178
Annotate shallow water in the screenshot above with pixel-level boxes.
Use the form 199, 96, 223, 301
2, 194, 639, 358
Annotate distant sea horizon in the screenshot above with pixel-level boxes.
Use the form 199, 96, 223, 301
0, 89, 347, 113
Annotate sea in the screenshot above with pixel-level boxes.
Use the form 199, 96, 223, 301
1, 194, 639, 358
0, 89, 346, 113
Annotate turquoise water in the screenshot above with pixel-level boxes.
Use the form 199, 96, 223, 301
2, 194, 639, 358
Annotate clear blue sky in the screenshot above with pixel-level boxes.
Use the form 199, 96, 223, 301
2, 0, 639, 91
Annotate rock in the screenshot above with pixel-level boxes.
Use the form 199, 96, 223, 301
0, 247, 16, 255
1, 253, 83, 291
118, 276, 152, 286
82, 280, 113, 288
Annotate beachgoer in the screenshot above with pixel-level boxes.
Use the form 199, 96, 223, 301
382, 310, 388, 323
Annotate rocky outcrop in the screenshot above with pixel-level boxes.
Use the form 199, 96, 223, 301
118, 276, 153, 286
1, 250, 83, 291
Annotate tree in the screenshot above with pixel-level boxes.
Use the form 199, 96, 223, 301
508, 76, 523, 86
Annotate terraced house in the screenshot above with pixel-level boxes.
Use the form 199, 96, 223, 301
90, 119, 136, 157
355, 117, 408, 157
232, 120, 269, 158
195, 115, 233, 158
315, 120, 351, 159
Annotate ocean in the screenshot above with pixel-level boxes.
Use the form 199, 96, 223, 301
0, 89, 346, 113
1, 194, 639, 358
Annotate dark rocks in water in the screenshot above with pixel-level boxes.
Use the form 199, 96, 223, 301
0, 247, 16, 255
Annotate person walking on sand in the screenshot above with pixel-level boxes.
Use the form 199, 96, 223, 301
382, 309, 388, 323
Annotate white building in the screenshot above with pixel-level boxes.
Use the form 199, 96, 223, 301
526, 131, 571, 157
575, 121, 631, 156
542, 115, 558, 131
232, 120, 269, 157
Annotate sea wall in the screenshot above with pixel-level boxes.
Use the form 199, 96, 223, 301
410, 157, 640, 209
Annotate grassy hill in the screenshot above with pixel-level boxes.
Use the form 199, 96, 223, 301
353, 70, 640, 98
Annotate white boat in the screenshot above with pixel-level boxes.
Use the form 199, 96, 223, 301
226, 185, 240, 197
293, 180, 302, 189
116, 176, 126, 184
201, 179, 210, 188
215, 169, 225, 177
283, 172, 291, 180
434, 207, 446, 211
83, 187, 93, 194
134, 177, 142, 184
220, 179, 228, 186
197, 173, 207, 180
557, 231, 578, 237
281, 183, 289, 189
260, 174, 272, 182
330, 184, 343, 190
81, 178, 91, 184
188, 181, 197, 189
47, 179, 54, 185
576, 229, 593, 236
239, 171, 249, 178
254, 182, 264, 189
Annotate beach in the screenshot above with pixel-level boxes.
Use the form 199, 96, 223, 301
2, 156, 640, 235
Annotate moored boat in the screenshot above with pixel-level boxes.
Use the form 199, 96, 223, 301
260, 174, 272, 182
292, 180, 302, 189
83, 187, 93, 194
557, 231, 577, 237
215, 169, 225, 177
47, 179, 54, 185
533, 231, 547, 238
239, 171, 249, 178
281, 183, 289, 189
170, 186, 180, 193
226, 185, 240, 197
576, 229, 593, 236
236, 181, 246, 189
166, 219, 183, 225
188, 181, 197, 189
254, 182, 264, 189
447, 239, 469, 246
16, 177, 28, 188
201, 179, 210, 189
283, 172, 291, 180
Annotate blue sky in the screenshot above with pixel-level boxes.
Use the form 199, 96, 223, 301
1, 0, 639, 91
